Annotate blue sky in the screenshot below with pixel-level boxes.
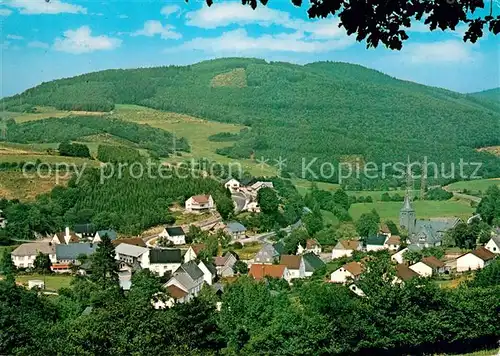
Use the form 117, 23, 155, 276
1, 0, 499, 97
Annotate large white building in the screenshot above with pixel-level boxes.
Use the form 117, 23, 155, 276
456, 247, 496, 272
185, 195, 215, 213
11, 242, 56, 268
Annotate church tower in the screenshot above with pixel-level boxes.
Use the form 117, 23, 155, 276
399, 158, 416, 234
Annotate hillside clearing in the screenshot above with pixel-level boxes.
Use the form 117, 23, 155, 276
445, 179, 500, 194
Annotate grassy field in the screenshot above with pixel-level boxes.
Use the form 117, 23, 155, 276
349, 199, 474, 221
0, 171, 71, 201
445, 179, 500, 195
15, 273, 73, 291
230, 241, 262, 260
6, 104, 277, 177
112, 104, 276, 176
0, 245, 18, 255
321, 210, 340, 226
292, 179, 340, 195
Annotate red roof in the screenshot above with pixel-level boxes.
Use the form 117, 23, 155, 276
421, 256, 445, 269
190, 244, 206, 255
191, 195, 210, 204
167, 285, 188, 299
343, 261, 363, 277
249, 264, 286, 280
385, 236, 401, 245
112, 238, 146, 248
380, 224, 391, 234
306, 239, 320, 249
280, 255, 302, 270
470, 246, 496, 261
339, 240, 359, 250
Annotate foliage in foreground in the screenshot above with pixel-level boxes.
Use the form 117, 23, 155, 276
1, 254, 499, 356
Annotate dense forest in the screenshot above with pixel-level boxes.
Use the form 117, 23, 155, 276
0, 166, 234, 238
0, 242, 499, 355
2, 116, 189, 157
2, 58, 499, 185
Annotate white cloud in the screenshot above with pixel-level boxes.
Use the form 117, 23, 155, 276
160, 5, 180, 17
53, 26, 122, 54
185, 2, 345, 40
6, 0, 87, 15
0, 8, 12, 16
132, 20, 182, 40
7, 34, 23, 40
167, 28, 353, 54
402, 40, 476, 63
118, 14, 128, 19
28, 41, 50, 49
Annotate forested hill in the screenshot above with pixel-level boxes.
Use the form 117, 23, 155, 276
3, 58, 500, 184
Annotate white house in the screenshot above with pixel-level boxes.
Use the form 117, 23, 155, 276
391, 244, 421, 264
198, 260, 217, 285
185, 195, 215, 213
224, 178, 241, 192
409, 256, 446, 277
164, 261, 205, 301
365, 235, 388, 252
92, 230, 117, 244
250, 181, 274, 192
115, 243, 150, 268
280, 255, 306, 281
184, 244, 206, 263
159, 226, 186, 245
456, 247, 496, 272
330, 261, 363, 284
11, 242, 56, 268
148, 249, 183, 277
245, 201, 261, 213
297, 239, 322, 255
51, 227, 80, 245
384, 235, 401, 251
485, 236, 500, 254
331, 240, 361, 259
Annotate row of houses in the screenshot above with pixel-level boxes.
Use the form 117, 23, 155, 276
158, 220, 247, 246
330, 243, 498, 286
249, 252, 325, 282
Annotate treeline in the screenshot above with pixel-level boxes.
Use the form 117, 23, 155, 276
58, 141, 91, 158
3, 58, 499, 187
0, 248, 499, 355
208, 132, 240, 142
2, 116, 189, 157
0, 166, 234, 237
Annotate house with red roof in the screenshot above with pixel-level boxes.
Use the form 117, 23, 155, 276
249, 263, 289, 281
185, 194, 215, 213
456, 247, 496, 272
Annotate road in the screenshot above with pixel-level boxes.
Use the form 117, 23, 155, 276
442, 185, 482, 203
231, 191, 247, 213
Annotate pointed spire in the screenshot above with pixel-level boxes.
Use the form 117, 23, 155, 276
401, 193, 414, 212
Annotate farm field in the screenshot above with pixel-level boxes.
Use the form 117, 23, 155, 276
112, 105, 277, 176
15, 273, 73, 291
445, 178, 500, 195
349, 199, 475, 221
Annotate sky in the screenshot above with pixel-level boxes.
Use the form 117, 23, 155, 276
1, 0, 499, 97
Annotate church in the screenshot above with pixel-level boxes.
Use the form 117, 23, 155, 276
399, 193, 461, 248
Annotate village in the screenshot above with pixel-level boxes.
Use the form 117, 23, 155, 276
6, 175, 499, 308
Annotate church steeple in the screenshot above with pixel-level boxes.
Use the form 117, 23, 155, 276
399, 158, 416, 234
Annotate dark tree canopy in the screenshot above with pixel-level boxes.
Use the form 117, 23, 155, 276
196, 0, 499, 49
